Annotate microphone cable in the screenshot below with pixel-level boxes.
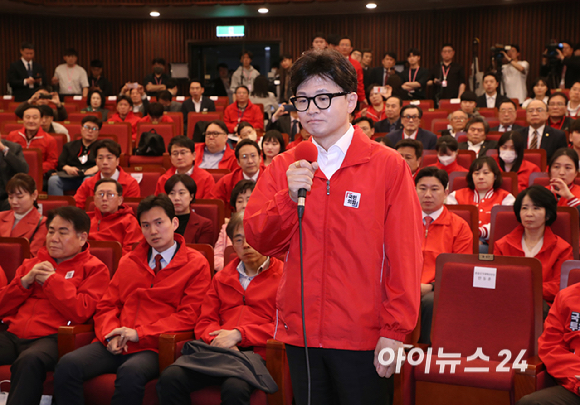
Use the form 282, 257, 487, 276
298, 205, 311, 405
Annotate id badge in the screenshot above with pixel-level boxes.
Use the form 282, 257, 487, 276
68, 86, 73, 92
441, 80, 448, 87
79, 154, 88, 164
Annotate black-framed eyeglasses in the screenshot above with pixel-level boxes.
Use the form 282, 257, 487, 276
290, 92, 349, 112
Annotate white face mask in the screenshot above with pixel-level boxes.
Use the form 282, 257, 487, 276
499, 150, 517, 164
438, 154, 456, 166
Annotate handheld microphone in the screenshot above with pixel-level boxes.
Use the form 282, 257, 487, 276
294, 141, 318, 219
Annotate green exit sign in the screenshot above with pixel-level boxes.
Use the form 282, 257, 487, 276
216, 26, 245, 37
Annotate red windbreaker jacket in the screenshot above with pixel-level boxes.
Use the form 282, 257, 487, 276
75, 167, 141, 209
194, 143, 239, 172
155, 165, 215, 200
0, 208, 47, 257
88, 205, 143, 255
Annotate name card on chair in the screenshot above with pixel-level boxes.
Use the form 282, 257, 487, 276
130, 173, 143, 183
473, 266, 497, 289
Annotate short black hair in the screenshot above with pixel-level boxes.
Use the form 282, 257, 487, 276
94, 178, 123, 195
514, 185, 558, 226
509, 44, 520, 53
529, 77, 551, 99
548, 92, 569, 104
407, 48, 421, 57
400, 104, 423, 119
352, 116, 374, 129
235, 139, 260, 160
235, 85, 250, 94
549, 148, 579, 173
415, 166, 449, 189
217, 63, 228, 70
466, 157, 502, 190
165, 174, 197, 203
326, 34, 341, 46
382, 51, 397, 60
157, 90, 173, 102
483, 72, 499, 82
189, 78, 203, 87
312, 32, 326, 42
290, 49, 357, 96
435, 135, 459, 154
168, 135, 194, 154
81, 115, 102, 129
499, 99, 518, 110
117, 95, 133, 107
226, 212, 244, 241
206, 120, 229, 135
465, 116, 490, 134
261, 130, 286, 160
136, 194, 175, 225
339, 36, 352, 45
394, 139, 423, 159
497, 131, 525, 172
239, 51, 253, 60
94, 139, 121, 158
385, 95, 403, 107
29, 105, 46, 117
361, 49, 372, 56
147, 102, 165, 119
86, 90, 105, 108
230, 179, 255, 209
64, 48, 78, 57
166, 78, 178, 89
236, 121, 254, 135
441, 43, 454, 50
21, 42, 34, 50
90, 59, 103, 68
570, 119, 580, 133
375, 136, 393, 147
152, 57, 166, 66
281, 53, 293, 60
46, 206, 90, 234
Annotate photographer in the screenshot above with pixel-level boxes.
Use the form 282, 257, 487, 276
541, 41, 580, 89
501, 45, 529, 104
14, 87, 68, 121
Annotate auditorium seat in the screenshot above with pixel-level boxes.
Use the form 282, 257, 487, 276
186, 112, 222, 139
445, 204, 479, 253
486, 148, 546, 171
86, 197, 142, 216
1, 121, 23, 134
402, 253, 544, 405
61, 122, 82, 139
186, 243, 214, 277
136, 122, 175, 147
73, 132, 119, 145
403, 100, 435, 109
488, 205, 579, 259
0, 236, 30, 282
224, 245, 237, 267
0, 111, 19, 131
0, 96, 14, 110
420, 110, 448, 134
193, 199, 225, 245
438, 99, 460, 111
23, 148, 43, 191
164, 111, 183, 136
101, 122, 132, 155
448, 171, 517, 195
62, 103, 79, 114
123, 165, 167, 197
529, 172, 580, 188
36, 195, 76, 215
51, 133, 67, 156
87, 240, 123, 277
477, 108, 497, 118
67, 111, 102, 121
421, 150, 475, 170
560, 260, 580, 289
431, 118, 450, 134
204, 168, 230, 184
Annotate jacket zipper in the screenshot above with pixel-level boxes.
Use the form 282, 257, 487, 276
97, 220, 101, 231
318, 179, 330, 346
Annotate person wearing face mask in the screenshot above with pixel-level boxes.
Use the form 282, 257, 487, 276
433, 135, 467, 175
144, 57, 169, 97
0, 173, 47, 257
495, 131, 540, 193
214, 180, 255, 272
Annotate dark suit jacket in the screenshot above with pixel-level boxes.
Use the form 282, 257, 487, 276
7, 60, 47, 102
547, 117, 573, 133
212, 77, 229, 97
458, 140, 498, 158
476, 94, 510, 108
266, 115, 292, 136
182, 97, 217, 132
490, 123, 525, 132
375, 118, 403, 134
518, 126, 568, 163
386, 128, 437, 150
0, 140, 29, 210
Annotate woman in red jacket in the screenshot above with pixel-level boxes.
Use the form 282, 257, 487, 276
0, 173, 47, 256
433, 135, 468, 175
355, 84, 387, 122
496, 131, 540, 193
494, 185, 573, 318
157, 212, 283, 404
447, 156, 516, 244
547, 148, 580, 208
108, 95, 140, 140
165, 174, 213, 245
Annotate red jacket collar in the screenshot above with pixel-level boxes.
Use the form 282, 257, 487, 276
503, 224, 559, 252
18, 126, 48, 141
128, 232, 188, 272
91, 204, 134, 222
36, 243, 92, 267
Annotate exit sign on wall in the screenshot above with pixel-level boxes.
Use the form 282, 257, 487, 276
216, 26, 245, 37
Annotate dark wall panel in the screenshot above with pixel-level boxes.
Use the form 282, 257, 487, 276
1, 1, 578, 96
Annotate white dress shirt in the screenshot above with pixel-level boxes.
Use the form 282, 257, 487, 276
312, 125, 354, 180
422, 206, 444, 225
486, 93, 497, 108
467, 140, 484, 155
148, 242, 178, 271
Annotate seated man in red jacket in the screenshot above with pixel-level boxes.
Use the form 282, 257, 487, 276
195, 120, 240, 171
155, 135, 215, 199
415, 167, 473, 344
156, 212, 283, 405
74, 139, 140, 208
0, 206, 110, 405
223, 86, 264, 133
516, 283, 580, 405
88, 178, 142, 255
54, 194, 212, 405
211, 139, 264, 207
165, 174, 213, 245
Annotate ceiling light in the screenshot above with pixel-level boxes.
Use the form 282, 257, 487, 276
366, 3, 377, 9
150, 11, 160, 17
258, 8, 269, 14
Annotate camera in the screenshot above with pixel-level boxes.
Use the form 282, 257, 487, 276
490, 44, 512, 60
545, 42, 564, 59
39, 93, 52, 100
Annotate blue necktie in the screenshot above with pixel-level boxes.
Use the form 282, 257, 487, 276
27, 62, 33, 77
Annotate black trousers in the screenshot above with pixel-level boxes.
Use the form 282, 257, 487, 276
53, 341, 159, 405
0, 331, 59, 405
419, 291, 434, 345
516, 386, 580, 405
156, 364, 254, 405
286, 344, 393, 405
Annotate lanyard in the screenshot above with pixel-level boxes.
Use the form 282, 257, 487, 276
154, 76, 162, 85
441, 64, 451, 80
550, 117, 565, 131
237, 106, 246, 123
409, 68, 419, 83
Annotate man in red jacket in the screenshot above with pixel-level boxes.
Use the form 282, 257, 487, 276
0, 206, 110, 405
195, 121, 240, 171
155, 135, 215, 199
337, 36, 367, 105
88, 178, 142, 255
516, 283, 580, 405
157, 212, 283, 404
74, 139, 140, 208
223, 86, 264, 133
211, 139, 264, 207
244, 49, 423, 405
54, 194, 211, 405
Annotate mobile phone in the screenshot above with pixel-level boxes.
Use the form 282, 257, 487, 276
127, 82, 139, 89
39, 94, 52, 100
283, 104, 297, 112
